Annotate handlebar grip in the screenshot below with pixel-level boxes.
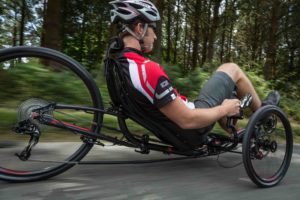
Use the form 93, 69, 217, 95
226, 94, 253, 140
240, 93, 252, 109
227, 94, 253, 128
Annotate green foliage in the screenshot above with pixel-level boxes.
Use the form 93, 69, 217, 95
281, 98, 300, 122
0, 61, 91, 105
0, 68, 18, 100
240, 64, 271, 100
62, 0, 111, 72
272, 74, 300, 100
162, 61, 209, 99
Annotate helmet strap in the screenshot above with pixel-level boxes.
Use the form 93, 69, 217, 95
123, 23, 148, 52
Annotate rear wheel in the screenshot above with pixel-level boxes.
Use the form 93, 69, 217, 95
243, 105, 293, 187
0, 46, 103, 182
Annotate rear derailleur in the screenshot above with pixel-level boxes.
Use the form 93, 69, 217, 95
12, 119, 41, 161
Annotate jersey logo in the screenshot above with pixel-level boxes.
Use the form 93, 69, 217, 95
160, 80, 169, 88
171, 93, 176, 100
155, 86, 173, 100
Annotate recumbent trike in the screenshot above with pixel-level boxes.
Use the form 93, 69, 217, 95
0, 44, 293, 187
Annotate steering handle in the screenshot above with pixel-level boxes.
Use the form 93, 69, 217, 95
240, 93, 252, 111
226, 93, 252, 131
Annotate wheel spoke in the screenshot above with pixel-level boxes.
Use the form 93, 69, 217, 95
243, 105, 293, 187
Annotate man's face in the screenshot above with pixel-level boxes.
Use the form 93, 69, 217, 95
142, 25, 157, 53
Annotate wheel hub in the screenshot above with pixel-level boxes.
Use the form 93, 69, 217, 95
263, 114, 277, 134
270, 141, 277, 153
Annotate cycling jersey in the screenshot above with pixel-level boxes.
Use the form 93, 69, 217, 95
118, 47, 194, 109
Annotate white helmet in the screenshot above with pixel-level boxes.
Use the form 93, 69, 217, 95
110, 0, 161, 23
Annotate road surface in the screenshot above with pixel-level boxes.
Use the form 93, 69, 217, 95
0, 144, 299, 200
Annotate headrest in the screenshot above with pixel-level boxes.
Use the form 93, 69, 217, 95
108, 37, 124, 54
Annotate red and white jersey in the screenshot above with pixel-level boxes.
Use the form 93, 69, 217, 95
118, 48, 194, 109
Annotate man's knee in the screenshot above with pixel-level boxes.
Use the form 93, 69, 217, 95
216, 62, 242, 83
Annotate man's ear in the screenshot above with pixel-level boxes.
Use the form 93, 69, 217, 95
134, 23, 144, 36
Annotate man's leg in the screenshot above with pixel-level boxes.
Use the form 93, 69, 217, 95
216, 63, 262, 112
194, 63, 261, 134
216, 63, 262, 134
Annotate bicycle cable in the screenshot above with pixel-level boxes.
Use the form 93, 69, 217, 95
55, 110, 98, 126
26, 155, 198, 165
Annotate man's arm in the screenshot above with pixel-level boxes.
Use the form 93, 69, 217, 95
159, 97, 240, 129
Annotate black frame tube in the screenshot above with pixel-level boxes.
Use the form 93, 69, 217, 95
37, 103, 242, 157
41, 104, 199, 156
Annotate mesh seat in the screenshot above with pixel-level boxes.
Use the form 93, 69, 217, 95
105, 54, 192, 151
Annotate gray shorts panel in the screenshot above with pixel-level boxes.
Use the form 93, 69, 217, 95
193, 71, 236, 134
194, 71, 236, 109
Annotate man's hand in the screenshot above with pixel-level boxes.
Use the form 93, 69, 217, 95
221, 99, 241, 117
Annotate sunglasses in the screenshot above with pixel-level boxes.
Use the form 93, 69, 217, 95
148, 22, 157, 33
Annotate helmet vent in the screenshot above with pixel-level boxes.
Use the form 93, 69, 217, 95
143, 2, 153, 7
129, 3, 143, 9
118, 8, 132, 15
146, 10, 156, 16
151, 8, 157, 13
115, 2, 126, 7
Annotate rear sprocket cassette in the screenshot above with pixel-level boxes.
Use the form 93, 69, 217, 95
17, 98, 53, 130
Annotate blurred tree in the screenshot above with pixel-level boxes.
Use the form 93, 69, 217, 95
152, 0, 165, 61
165, 0, 174, 63
207, 0, 222, 63
0, 0, 44, 47
19, 0, 27, 46
264, 0, 281, 80
62, 0, 110, 71
41, 0, 63, 51
191, 0, 201, 69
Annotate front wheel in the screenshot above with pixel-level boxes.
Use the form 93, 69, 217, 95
243, 105, 293, 187
0, 46, 103, 182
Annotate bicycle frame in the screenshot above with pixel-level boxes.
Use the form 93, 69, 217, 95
29, 103, 210, 157
21, 102, 243, 158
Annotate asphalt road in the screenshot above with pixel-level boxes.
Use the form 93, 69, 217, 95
0, 144, 299, 200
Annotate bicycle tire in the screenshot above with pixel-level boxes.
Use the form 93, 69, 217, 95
0, 46, 103, 182
242, 105, 293, 187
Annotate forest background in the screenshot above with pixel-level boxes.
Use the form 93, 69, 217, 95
0, 0, 300, 127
